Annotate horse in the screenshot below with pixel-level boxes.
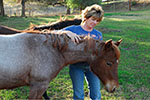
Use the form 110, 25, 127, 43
32, 18, 82, 30
0, 30, 122, 99
0, 25, 22, 34
0, 18, 82, 34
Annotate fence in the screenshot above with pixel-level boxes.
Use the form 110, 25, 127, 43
4, 3, 67, 16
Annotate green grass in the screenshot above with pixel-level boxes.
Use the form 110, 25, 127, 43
0, 10, 150, 100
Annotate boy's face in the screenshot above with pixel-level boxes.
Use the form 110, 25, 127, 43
85, 16, 100, 29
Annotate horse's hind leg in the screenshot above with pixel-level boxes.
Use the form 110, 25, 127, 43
29, 81, 49, 100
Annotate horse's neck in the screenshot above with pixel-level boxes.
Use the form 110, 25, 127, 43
63, 40, 105, 65
62, 42, 92, 65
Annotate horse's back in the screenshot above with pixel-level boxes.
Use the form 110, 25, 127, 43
0, 33, 32, 58
0, 33, 48, 67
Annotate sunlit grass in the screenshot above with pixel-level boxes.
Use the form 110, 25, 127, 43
137, 41, 150, 46
108, 18, 130, 21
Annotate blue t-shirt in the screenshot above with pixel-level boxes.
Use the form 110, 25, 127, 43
64, 25, 103, 40
64, 25, 103, 67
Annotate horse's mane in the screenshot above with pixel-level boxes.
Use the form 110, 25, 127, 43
23, 29, 76, 52
23, 29, 99, 54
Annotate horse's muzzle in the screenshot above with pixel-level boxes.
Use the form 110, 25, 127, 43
105, 80, 119, 93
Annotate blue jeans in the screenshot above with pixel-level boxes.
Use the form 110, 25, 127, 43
69, 63, 101, 100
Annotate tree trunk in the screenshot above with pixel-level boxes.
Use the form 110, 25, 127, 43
0, 0, 5, 16
66, 7, 70, 15
143, 1, 145, 9
113, 0, 116, 12
128, 0, 132, 11
21, 0, 26, 17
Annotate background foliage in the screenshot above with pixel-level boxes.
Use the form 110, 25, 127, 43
66, 0, 101, 10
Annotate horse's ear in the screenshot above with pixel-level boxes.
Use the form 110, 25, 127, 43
105, 39, 112, 49
114, 39, 122, 46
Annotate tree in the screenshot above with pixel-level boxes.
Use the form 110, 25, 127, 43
0, 0, 5, 16
21, 0, 27, 17
128, 0, 132, 11
66, 6, 71, 14
66, 0, 102, 11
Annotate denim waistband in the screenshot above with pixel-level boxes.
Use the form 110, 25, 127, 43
71, 62, 89, 66
70, 62, 90, 71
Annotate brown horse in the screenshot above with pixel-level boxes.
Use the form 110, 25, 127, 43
0, 18, 82, 34
0, 25, 22, 34
0, 30, 122, 99
32, 18, 81, 30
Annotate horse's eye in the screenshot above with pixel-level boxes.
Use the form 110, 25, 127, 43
106, 62, 112, 66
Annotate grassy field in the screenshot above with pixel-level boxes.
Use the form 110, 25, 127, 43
0, 9, 150, 100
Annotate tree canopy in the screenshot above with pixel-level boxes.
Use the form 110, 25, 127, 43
66, 0, 102, 10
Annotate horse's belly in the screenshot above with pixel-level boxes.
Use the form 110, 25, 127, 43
0, 66, 30, 89
0, 81, 28, 89
0, 76, 29, 89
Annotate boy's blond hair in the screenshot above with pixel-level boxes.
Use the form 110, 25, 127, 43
81, 4, 104, 23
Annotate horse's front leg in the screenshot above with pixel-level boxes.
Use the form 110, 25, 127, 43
29, 81, 49, 100
43, 91, 50, 100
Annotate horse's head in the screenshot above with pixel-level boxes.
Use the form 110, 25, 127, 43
90, 39, 122, 93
